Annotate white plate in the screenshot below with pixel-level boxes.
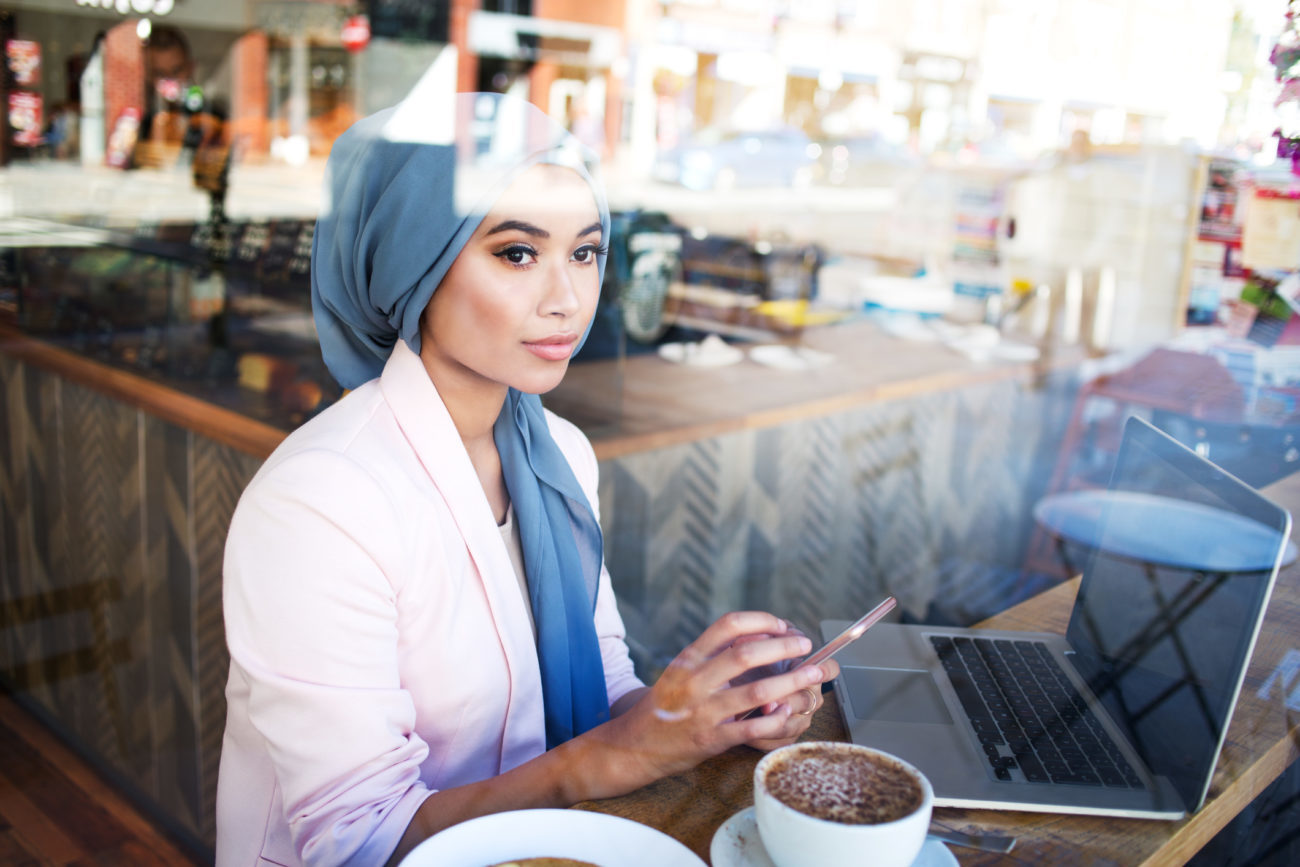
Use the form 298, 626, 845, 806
710, 807, 957, 867
992, 341, 1041, 362
657, 334, 744, 367
748, 345, 834, 371
400, 808, 706, 867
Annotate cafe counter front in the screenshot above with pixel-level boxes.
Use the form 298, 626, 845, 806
0, 229, 1080, 856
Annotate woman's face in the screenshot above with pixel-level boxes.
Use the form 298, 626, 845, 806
419, 163, 604, 397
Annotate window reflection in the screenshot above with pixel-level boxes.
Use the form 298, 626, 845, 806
1258, 648, 1300, 711
1, 3, 1298, 855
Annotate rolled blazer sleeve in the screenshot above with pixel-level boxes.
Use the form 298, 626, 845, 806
224, 450, 433, 866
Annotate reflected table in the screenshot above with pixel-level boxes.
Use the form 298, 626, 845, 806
576, 474, 1300, 865
1033, 489, 1299, 576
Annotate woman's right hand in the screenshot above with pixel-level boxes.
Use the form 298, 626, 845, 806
571, 611, 831, 799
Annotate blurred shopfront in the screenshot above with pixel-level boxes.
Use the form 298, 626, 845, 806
0, 1, 252, 166
0, 0, 457, 168
0, 1, 634, 168
465, 1, 624, 156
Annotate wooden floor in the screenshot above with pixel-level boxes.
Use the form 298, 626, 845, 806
0, 690, 207, 866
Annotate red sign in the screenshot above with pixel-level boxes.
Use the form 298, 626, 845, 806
341, 15, 371, 53
9, 91, 43, 147
5, 39, 40, 87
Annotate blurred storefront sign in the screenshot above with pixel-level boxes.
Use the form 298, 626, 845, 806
655, 16, 769, 56
366, 0, 448, 44
654, 0, 772, 54
3, 0, 245, 30
5, 38, 40, 86
468, 10, 619, 67
8, 91, 42, 146
74, 0, 174, 16
340, 14, 370, 53
5, 37, 42, 152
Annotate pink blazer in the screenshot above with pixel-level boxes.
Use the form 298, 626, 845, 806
216, 341, 642, 866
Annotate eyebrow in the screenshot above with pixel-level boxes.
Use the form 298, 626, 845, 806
485, 219, 548, 239
483, 219, 604, 240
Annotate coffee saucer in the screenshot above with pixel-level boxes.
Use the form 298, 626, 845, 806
710, 807, 957, 867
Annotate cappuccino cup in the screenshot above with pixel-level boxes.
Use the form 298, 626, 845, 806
753, 741, 932, 867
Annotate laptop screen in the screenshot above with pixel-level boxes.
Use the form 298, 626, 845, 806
1064, 416, 1290, 813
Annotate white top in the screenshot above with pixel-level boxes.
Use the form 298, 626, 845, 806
498, 504, 535, 638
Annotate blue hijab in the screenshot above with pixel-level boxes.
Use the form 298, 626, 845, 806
311, 92, 612, 748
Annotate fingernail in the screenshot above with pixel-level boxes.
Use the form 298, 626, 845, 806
797, 636, 812, 653
803, 665, 824, 683
776, 618, 787, 632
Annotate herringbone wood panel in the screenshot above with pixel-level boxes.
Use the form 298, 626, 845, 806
600, 377, 1061, 677
2, 353, 263, 855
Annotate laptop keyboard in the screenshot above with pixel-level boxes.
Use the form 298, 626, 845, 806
929, 636, 1144, 788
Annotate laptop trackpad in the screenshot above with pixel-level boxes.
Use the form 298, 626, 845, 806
844, 668, 953, 725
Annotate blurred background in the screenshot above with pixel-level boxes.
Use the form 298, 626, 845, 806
1, 1, 1300, 863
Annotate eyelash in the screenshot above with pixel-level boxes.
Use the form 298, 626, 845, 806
492, 243, 608, 269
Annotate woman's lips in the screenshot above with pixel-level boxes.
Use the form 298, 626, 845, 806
523, 335, 578, 361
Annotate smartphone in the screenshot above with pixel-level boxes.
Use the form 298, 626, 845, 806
796, 594, 896, 670
741, 595, 896, 719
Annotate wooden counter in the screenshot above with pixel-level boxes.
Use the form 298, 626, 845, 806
549, 319, 1061, 460
0, 322, 287, 458
4, 316, 1060, 463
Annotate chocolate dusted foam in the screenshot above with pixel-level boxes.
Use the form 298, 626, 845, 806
764, 749, 923, 825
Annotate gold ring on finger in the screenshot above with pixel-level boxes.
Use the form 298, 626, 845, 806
796, 685, 819, 716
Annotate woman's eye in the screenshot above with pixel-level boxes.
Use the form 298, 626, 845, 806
572, 243, 606, 264
494, 244, 537, 266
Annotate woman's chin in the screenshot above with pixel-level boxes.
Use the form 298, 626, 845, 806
511, 367, 571, 396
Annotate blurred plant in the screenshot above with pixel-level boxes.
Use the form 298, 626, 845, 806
1272, 0, 1300, 173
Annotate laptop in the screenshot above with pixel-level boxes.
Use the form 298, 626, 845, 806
823, 415, 1292, 819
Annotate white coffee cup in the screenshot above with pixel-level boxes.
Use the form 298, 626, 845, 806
753, 741, 933, 867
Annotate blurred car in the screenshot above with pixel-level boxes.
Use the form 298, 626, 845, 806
652, 128, 821, 191
815, 135, 920, 187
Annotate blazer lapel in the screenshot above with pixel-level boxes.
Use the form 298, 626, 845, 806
379, 340, 546, 769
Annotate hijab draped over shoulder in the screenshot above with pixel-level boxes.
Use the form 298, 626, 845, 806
311, 91, 614, 748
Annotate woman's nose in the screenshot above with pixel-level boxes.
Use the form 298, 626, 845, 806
540, 262, 582, 317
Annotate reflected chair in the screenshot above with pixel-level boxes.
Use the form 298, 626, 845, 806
1023, 346, 1275, 583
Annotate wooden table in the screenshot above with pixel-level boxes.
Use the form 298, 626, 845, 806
576, 471, 1300, 865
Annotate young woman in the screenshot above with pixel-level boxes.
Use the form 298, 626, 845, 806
215, 92, 835, 867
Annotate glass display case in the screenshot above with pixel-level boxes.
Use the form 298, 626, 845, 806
5, 209, 826, 435
10, 217, 341, 430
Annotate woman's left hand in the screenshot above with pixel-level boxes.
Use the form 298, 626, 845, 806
726, 627, 838, 750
